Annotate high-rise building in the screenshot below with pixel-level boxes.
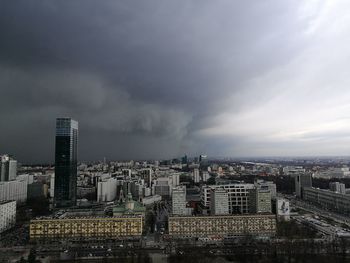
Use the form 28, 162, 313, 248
0, 179, 27, 203
0, 201, 16, 234
140, 168, 152, 187
97, 177, 118, 202
199, 154, 208, 166
295, 173, 312, 198
172, 186, 187, 215
210, 188, 229, 215
249, 188, 272, 213
0, 155, 17, 182
193, 168, 200, 183
54, 118, 78, 207
254, 179, 277, 199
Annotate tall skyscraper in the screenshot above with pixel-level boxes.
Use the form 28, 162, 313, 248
54, 118, 78, 207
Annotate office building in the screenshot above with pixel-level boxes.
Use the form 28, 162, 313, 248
201, 183, 254, 214
153, 177, 172, 197
329, 182, 346, 194
254, 179, 276, 199
140, 169, 152, 187
54, 118, 78, 207
0, 201, 16, 234
295, 173, 312, 198
249, 188, 271, 213
210, 188, 229, 215
168, 214, 276, 238
172, 186, 187, 215
303, 187, 350, 215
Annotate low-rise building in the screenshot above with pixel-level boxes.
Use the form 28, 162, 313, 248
30, 215, 143, 240
168, 214, 276, 238
142, 195, 162, 206
303, 187, 350, 215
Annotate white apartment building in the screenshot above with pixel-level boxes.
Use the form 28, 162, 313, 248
0, 201, 16, 233
0, 179, 27, 203
201, 183, 255, 214
201, 171, 210, 182
193, 169, 200, 183
97, 177, 117, 202
0, 155, 17, 182
210, 188, 229, 215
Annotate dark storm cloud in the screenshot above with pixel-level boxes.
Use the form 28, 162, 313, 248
1, 0, 348, 162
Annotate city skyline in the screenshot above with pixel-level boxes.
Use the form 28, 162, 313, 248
2, 1, 350, 163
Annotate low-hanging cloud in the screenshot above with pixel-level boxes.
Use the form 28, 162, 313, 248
1, 0, 350, 162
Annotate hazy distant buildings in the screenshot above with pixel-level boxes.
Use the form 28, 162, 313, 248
295, 173, 312, 198
210, 188, 229, 215
0, 201, 16, 234
283, 166, 305, 176
54, 118, 78, 207
314, 167, 350, 179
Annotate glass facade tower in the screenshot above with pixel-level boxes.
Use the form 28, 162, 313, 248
54, 118, 78, 207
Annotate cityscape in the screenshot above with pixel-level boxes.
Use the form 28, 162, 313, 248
2, 118, 350, 262
2, 1, 350, 263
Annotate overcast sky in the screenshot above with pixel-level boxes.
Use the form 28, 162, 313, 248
1, 0, 350, 163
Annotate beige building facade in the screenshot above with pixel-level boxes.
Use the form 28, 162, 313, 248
30, 216, 143, 240
169, 214, 276, 238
